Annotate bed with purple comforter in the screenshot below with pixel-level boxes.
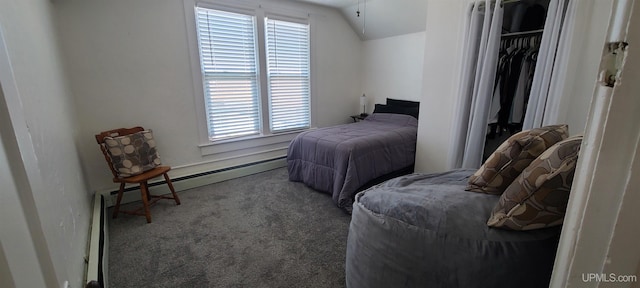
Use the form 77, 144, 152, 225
287, 113, 418, 211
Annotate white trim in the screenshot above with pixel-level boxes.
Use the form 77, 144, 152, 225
85, 195, 108, 288
550, 0, 639, 286
308, 13, 317, 129
264, 11, 310, 24
257, 7, 270, 136
200, 146, 288, 164
184, 0, 211, 145
175, 148, 286, 171
198, 128, 301, 156
0, 25, 58, 287
195, 1, 258, 15
184, 0, 314, 147
0, 107, 49, 288
608, 0, 635, 42
549, 0, 610, 285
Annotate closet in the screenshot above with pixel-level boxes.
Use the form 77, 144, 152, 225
483, 0, 550, 161
450, 0, 572, 169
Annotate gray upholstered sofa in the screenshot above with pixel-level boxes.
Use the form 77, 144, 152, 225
345, 169, 561, 288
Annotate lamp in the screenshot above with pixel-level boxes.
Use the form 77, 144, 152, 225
360, 94, 368, 117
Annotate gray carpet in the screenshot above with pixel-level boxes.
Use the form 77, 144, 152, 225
108, 167, 352, 288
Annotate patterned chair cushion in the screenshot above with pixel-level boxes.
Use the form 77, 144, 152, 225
466, 124, 569, 194
103, 130, 162, 177
487, 135, 582, 230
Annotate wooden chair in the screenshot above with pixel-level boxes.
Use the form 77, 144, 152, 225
95, 127, 180, 223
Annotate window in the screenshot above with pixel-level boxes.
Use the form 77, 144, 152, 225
195, 6, 310, 141
265, 18, 310, 132
195, 8, 260, 140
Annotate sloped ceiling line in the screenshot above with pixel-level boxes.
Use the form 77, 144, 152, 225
294, 0, 427, 40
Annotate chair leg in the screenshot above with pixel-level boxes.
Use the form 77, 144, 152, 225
112, 183, 126, 219
163, 173, 181, 205
140, 181, 152, 223
145, 185, 152, 202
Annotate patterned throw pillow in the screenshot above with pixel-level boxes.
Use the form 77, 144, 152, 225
466, 124, 569, 194
103, 130, 162, 177
487, 135, 582, 230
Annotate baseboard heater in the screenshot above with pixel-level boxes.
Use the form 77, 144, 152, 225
108, 156, 287, 199
85, 195, 108, 288
85, 157, 286, 287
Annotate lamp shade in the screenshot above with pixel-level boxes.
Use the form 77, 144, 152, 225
360, 94, 366, 106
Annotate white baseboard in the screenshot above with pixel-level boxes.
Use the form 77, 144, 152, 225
99, 157, 287, 207
85, 194, 108, 288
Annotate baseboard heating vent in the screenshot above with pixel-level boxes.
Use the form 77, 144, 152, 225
86, 194, 108, 288
105, 156, 287, 206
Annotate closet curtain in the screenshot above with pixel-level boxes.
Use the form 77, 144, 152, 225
449, 0, 504, 169
522, 0, 574, 129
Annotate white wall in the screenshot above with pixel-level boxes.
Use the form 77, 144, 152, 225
0, 0, 92, 287
54, 0, 363, 193
415, 0, 604, 173
414, 0, 468, 173
0, 102, 47, 288
362, 32, 425, 112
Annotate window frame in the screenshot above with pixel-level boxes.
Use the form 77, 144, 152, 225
264, 15, 312, 133
195, 7, 262, 141
184, 0, 314, 156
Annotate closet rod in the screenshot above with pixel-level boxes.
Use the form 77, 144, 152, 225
477, 0, 521, 10
501, 29, 544, 37
502, 0, 522, 4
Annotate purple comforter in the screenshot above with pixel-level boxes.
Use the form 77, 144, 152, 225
287, 113, 418, 210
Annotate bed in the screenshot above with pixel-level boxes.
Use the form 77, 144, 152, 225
346, 169, 561, 288
287, 111, 418, 212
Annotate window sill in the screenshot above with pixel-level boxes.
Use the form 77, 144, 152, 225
198, 129, 313, 157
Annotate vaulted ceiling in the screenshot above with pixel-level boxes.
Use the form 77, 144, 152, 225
294, 0, 427, 40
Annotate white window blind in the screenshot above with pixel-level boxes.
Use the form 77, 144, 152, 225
265, 18, 310, 132
196, 7, 260, 140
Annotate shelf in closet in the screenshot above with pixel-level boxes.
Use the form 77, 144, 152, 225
501, 29, 544, 38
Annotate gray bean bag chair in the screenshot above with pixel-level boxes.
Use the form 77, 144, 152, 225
346, 169, 561, 288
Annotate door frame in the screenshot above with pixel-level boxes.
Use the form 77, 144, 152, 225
551, 0, 640, 286
0, 25, 58, 288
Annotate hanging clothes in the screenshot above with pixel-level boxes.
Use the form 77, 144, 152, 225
510, 48, 538, 126
451, 0, 559, 168
488, 35, 540, 131
483, 34, 541, 160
